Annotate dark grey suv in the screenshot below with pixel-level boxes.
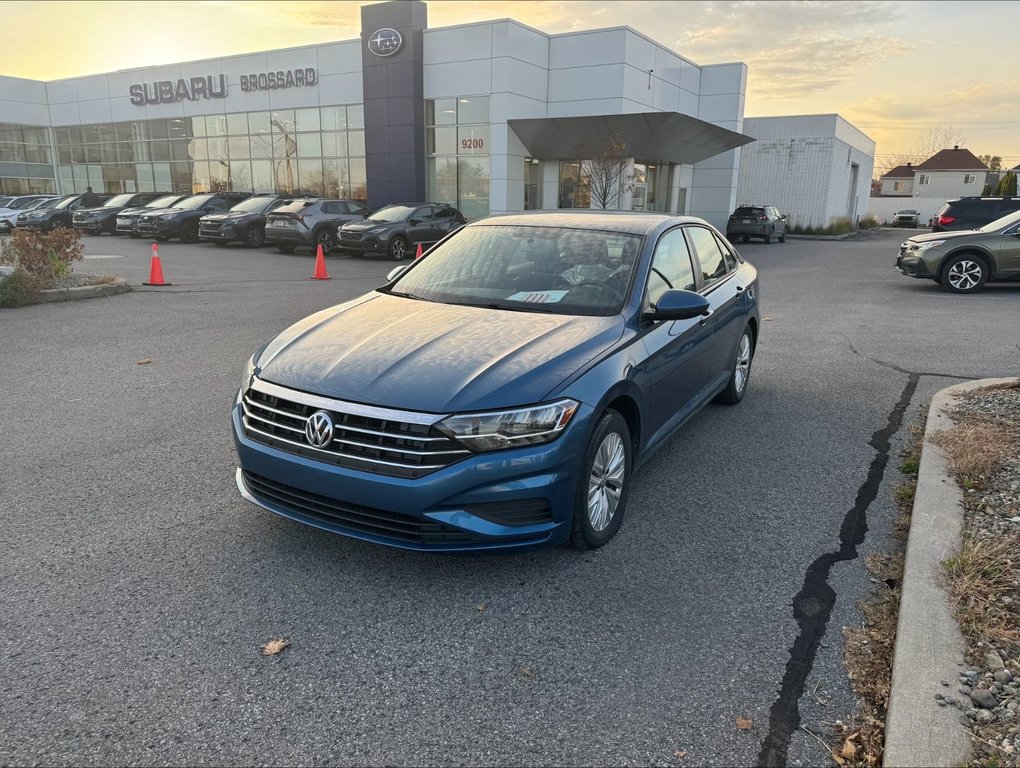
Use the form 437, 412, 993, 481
264, 199, 370, 254
726, 204, 787, 244
933, 196, 1020, 232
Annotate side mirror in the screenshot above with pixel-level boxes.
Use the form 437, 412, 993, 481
386, 265, 409, 282
408, 218, 420, 226
645, 289, 710, 321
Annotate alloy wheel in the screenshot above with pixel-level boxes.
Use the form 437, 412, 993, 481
587, 432, 626, 532
947, 259, 982, 291
734, 332, 752, 395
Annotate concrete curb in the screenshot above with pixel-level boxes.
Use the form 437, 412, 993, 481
786, 232, 856, 240
884, 377, 1018, 767
35, 278, 131, 304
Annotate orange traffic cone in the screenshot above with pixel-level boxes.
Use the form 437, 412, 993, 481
143, 243, 171, 286
311, 243, 330, 280
414, 242, 424, 259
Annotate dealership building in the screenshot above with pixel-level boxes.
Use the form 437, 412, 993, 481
3, 0, 772, 229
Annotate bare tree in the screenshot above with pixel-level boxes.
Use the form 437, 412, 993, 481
873, 125, 969, 178
576, 135, 633, 209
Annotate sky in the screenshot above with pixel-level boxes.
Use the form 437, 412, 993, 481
2, 0, 1018, 173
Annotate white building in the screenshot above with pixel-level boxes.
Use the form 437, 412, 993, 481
735, 114, 875, 229
0, 0, 753, 229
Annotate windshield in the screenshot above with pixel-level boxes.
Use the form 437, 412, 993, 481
36, 197, 63, 210
104, 194, 135, 207
147, 195, 181, 208
979, 209, 1020, 233
369, 205, 415, 223
173, 195, 214, 210
10, 197, 42, 209
24, 198, 49, 211
385, 225, 643, 317
230, 197, 277, 213
54, 196, 79, 209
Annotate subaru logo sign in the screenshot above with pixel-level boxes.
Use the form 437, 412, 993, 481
368, 28, 403, 57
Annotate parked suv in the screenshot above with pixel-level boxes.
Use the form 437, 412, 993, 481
264, 198, 370, 254
199, 193, 291, 248
72, 192, 168, 235
137, 192, 251, 243
0, 195, 57, 233
116, 194, 190, 237
725, 204, 786, 244
932, 197, 1020, 232
16, 193, 111, 231
338, 203, 467, 260
892, 209, 920, 228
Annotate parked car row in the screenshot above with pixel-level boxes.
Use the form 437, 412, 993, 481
5, 191, 468, 261
0, 194, 61, 233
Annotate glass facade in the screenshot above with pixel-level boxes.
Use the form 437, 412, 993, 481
558, 161, 591, 209
47, 105, 367, 199
426, 97, 490, 220
0, 122, 56, 194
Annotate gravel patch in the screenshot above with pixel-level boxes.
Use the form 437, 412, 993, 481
944, 383, 1020, 766
47, 273, 117, 289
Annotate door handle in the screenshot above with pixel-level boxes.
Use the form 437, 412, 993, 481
735, 285, 744, 292
699, 309, 714, 326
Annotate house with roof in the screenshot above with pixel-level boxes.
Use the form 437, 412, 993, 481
879, 163, 915, 196
911, 146, 988, 199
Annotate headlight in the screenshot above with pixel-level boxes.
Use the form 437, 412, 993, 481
241, 354, 256, 392
437, 399, 579, 452
159, 214, 176, 222
911, 240, 945, 251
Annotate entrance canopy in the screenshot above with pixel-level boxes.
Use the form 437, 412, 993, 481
508, 112, 753, 164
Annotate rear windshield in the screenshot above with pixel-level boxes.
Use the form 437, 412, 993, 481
230, 196, 279, 213
103, 194, 136, 207
270, 200, 317, 214
147, 195, 182, 208
733, 207, 764, 216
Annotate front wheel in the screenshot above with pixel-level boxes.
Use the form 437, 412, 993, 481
778, 230, 786, 243
570, 410, 632, 551
388, 236, 408, 261
716, 326, 754, 405
180, 222, 199, 244
245, 227, 265, 248
940, 253, 988, 294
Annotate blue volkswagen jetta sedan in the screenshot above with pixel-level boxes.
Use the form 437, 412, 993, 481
232, 211, 759, 552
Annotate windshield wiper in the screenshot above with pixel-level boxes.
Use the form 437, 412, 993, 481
386, 289, 433, 302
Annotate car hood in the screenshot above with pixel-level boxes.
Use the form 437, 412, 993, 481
907, 229, 981, 244
256, 293, 624, 413
204, 211, 261, 223
342, 219, 397, 233
78, 206, 121, 215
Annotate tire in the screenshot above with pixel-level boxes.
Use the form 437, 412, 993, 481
570, 410, 632, 551
314, 229, 335, 255
778, 230, 786, 243
180, 222, 199, 244
763, 229, 773, 244
742, 236, 750, 243
939, 253, 988, 294
388, 235, 408, 261
715, 326, 755, 405
276, 244, 296, 254
129, 233, 140, 238
244, 227, 265, 249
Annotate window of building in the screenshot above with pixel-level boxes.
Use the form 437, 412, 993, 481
918, 174, 931, 185
524, 158, 542, 209
558, 161, 591, 209
964, 173, 976, 184
893, 181, 903, 191
425, 96, 490, 219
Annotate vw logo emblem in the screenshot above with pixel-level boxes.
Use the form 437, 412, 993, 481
368, 27, 403, 57
305, 410, 334, 449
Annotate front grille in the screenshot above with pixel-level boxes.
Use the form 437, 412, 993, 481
72, 213, 87, 223
242, 470, 543, 546
199, 221, 221, 233
241, 379, 472, 479
340, 231, 362, 242
463, 499, 553, 527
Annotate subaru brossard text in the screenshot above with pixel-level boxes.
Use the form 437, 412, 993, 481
232, 212, 760, 552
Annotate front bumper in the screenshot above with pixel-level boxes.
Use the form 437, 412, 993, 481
231, 393, 591, 552
895, 252, 936, 279
72, 219, 106, 233
199, 225, 235, 242
265, 227, 313, 246
138, 219, 180, 236
338, 234, 387, 253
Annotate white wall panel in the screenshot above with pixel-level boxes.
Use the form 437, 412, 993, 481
423, 60, 493, 99
77, 100, 113, 124
549, 65, 624, 103
47, 102, 81, 126
220, 55, 268, 89
315, 41, 362, 76
75, 76, 110, 102
424, 24, 493, 64
699, 63, 746, 96
547, 98, 624, 118
506, 59, 548, 102
697, 94, 741, 123
266, 47, 320, 74
549, 29, 627, 68
507, 22, 549, 68
45, 80, 77, 104
316, 73, 363, 105
0, 76, 47, 104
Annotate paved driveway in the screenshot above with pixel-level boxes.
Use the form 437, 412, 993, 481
1, 229, 1016, 766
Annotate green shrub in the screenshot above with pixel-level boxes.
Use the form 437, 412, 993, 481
858, 215, 880, 230
0, 269, 43, 308
0, 227, 83, 283
789, 216, 855, 236
995, 171, 1017, 196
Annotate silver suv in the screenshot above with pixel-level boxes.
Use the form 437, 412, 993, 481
264, 199, 370, 254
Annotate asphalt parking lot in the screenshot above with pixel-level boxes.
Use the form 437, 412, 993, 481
2, 228, 1017, 766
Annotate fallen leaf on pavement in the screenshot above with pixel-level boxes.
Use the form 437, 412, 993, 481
136, 358, 152, 365
477, 603, 488, 612
736, 715, 752, 730
841, 737, 858, 760
521, 666, 535, 678
674, 750, 687, 760
261, 638, 290, 656
763, 317, 774, 322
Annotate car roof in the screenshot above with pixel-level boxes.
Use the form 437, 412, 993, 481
470, 210, 706, 236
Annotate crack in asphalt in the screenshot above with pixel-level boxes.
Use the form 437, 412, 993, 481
757, 372, 919, 766
845, 338, 975, 380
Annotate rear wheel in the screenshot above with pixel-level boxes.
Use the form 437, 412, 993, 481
716, 326, 754, 405
763, 229, 773, 244
940, 253, 988, 294
245, 227, 265, 248
570, 410, 632, 550
778, 230, 786, 243
180, 222, 199, 244
314, 229, 335, 255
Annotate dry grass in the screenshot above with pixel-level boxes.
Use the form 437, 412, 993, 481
943, 534, 1020, 647
932, 422, 1019, 490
